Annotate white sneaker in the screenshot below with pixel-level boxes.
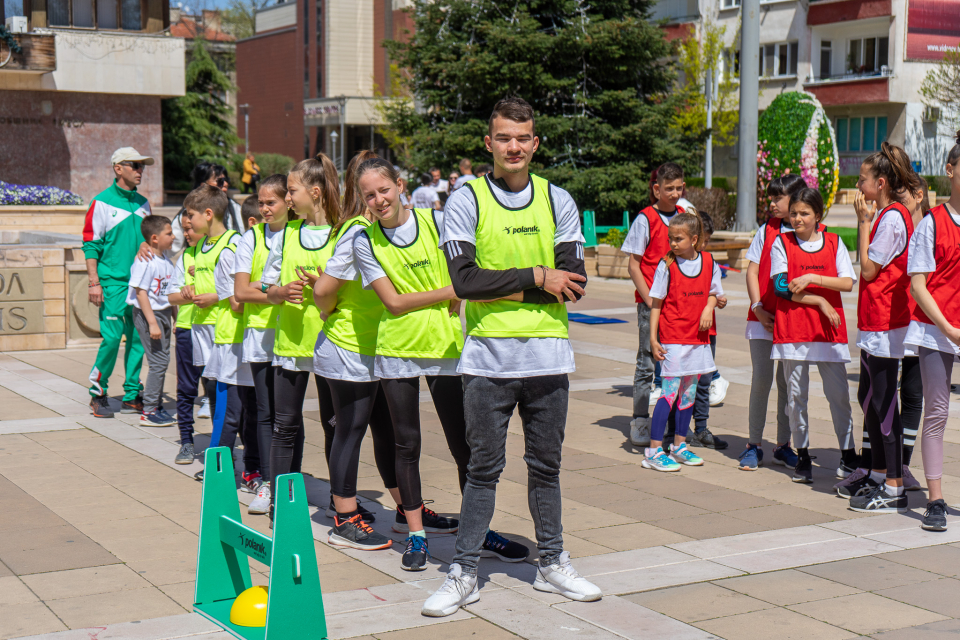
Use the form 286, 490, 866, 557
422, 563, 479, 617
533, 552, 602, 602
648, 387, 662, 405
630, 417, 651, 447
249, 483, 271, 515
708, 376, 729, 406
197, 397, 211, 419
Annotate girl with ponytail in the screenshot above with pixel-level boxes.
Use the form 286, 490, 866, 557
643, 212, 723, 472
835, 143, 922, 511
904, 131, 960, 532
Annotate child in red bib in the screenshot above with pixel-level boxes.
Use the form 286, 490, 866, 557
643, 213, 722, 472
770, 188, 856, 484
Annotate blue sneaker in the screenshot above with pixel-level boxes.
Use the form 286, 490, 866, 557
738, 445, 763, 471
773, 444, 798, 469
481, 529, 530, 562
140, 409, 175, 427
401, 535, 429, 571
642, 447, 681, 472
670, 442, 703, 466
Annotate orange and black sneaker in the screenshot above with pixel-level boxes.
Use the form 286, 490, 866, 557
393, 502, 458, 534
121, 395, 144, 415
90, 395, 114, 418
329, 513, 393, 551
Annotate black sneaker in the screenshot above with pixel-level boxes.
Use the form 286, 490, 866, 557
90, 395, 114, 418
328, 514, 393, 550
325, 498, 375, 523
837, 475, 879, 499
480, 529, 530, 563
687, 427, 729, 450
837, 449, 859, 479
393, 503, 459, 534
921, 499, 948, 532
792, 452, 816, 484
121, 395, 144, 415
849, 483, 908, 513
175, 442, 194, 465
401, 535, 429, 571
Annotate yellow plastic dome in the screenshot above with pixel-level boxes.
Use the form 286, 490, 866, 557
230, 585, 269, 627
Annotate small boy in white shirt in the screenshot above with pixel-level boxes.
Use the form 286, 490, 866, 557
128, 215, 177, 427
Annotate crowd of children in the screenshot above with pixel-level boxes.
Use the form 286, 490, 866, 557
111, 110, 960, 622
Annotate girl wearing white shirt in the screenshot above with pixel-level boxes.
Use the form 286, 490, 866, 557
904, 134, 960, 532
770, 188, 856, 484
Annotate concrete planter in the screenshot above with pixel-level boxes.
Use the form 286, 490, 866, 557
597, 244, 630, 279
0, 206, 88, 235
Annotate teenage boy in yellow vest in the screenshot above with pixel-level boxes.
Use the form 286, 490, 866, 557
422, 97, 601, 618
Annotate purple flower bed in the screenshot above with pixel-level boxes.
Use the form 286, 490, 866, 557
0, 181, 84, 206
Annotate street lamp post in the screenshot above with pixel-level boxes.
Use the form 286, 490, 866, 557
330, 129, 339, 172
705, 69, 713, 190
239, 103, 250, 156
735, 0, 760, 231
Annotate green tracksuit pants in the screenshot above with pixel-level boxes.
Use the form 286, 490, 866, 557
88, 284, 144, 401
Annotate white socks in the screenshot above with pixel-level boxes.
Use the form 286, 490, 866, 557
870, 470, 886, 484
885, 483, 905, 496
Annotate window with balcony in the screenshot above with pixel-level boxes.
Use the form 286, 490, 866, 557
835, 116, 887, 152
848, 36, 889, 76
760, 42, 798, 78
820, 40, 832, 78
45, 0, 142, 28
722, 0, 739, 8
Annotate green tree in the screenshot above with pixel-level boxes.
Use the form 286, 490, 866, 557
161, 38, 240, 189
221, 0, 271, 40
671, 19, 739, 161
383, 0, 700, 224
920, 46, 960, 136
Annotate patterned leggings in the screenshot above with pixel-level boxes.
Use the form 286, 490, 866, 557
651, 375, 698, 442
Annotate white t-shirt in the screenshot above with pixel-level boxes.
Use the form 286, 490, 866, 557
621, 207, 677, 258
857, 209, 913, 359
441, 175, 584, 378
905, 210, 960, 356
212, 234, 253, 385
411, 186, 439, 209
452, 174, 478, 192
354, 211, 460, 378
769, 232, 856, 363
235, 226, 284, 363
259, 224, 332, 371
744, 220, 792, 341
127, 254, 175, 311
649, 255, 722, 377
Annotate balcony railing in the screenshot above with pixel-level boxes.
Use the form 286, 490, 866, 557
805, 66, 893, 84
0, 34, 56, 73
650, 0, 700, 23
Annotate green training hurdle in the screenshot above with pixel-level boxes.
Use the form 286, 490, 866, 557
194, 446, 327, 639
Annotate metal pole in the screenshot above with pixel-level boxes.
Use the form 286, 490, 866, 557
339, 95, 346, 175
705, 68, 713, 190
239, 103, 250, 156
736, 0, 760, 230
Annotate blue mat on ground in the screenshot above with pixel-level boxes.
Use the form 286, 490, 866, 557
567, 313, 628, 325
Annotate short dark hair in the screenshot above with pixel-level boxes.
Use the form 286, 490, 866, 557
420, 173, 433, 186
183, 184, 229, 220
191, 161, 227, 189
698, 210, 715, 236
656, 162, 684, 184
241, 195, 261, 226
141, 215, 171, 242
475, 163, 492, 176
767, 173, 807, 197
489, 96, 536, 135
789, 187, 825, 221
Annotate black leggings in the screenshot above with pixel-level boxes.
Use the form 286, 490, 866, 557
381, 376, 470, 511
326, 378, 398, 500
270, 368, 309, 490
860, 355, 921, 469
857, 352, 903, 480
250, 362, 276, 479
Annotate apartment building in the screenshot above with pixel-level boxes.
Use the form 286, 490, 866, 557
235, 0, 412, 166
655, 0, 960, 175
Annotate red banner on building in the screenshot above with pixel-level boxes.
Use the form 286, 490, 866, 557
906, 0, 960, 60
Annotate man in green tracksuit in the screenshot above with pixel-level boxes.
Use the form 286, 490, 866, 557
84, 147, 155, 418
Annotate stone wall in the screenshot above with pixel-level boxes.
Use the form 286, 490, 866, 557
0, 245, 72, 351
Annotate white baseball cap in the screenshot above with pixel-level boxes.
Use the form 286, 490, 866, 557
111, 147, 155, 166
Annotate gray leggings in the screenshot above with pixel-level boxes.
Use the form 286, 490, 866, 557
919, 346, 953, 480
782, 359, 853, 450
748, 339, 790, 446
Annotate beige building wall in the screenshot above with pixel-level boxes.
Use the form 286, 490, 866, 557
325, 0, 374, 97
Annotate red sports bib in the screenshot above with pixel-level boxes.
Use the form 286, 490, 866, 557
635, 205, 683, 304
659, 252, 714, 346
913, 204, 960, 329
773, 232, 848, 345
858, 202, 915, 332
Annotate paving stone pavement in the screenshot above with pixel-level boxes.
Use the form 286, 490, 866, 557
1, 276, 960, 639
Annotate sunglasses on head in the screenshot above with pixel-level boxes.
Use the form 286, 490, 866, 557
119, 161, 145, 171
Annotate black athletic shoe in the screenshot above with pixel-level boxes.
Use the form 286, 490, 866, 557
328, 514, 393, 550
401, 535, 429, 571
792, 452, 815, 484
121, 395, 144, 415
687, 427, 729, 450
837, 475, 879, 499
480, 530, 530, 562
175, 442, 194, 465
921, 499, 948, 532
837, 449, 859, 479
393, 503, 459, 534
849, 483, 908, 513
90, 395, 114, 418
325, 499, 375, 523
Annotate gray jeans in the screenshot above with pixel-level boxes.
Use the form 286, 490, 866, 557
782, 359, 853, 450
132, 307, 173, 413
633, 303, 655, 419
453, 374, 568, 575
748, 339, 791, 446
